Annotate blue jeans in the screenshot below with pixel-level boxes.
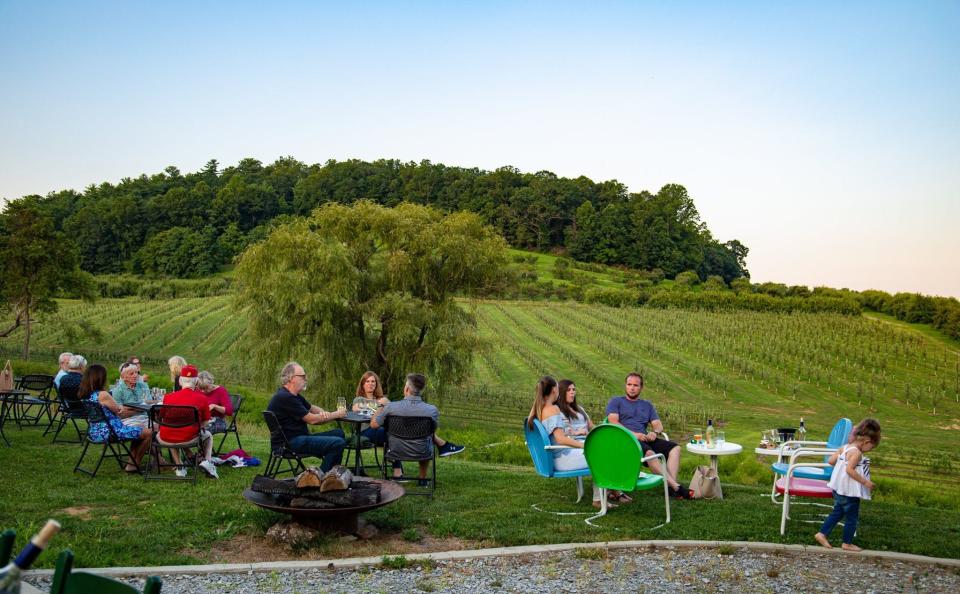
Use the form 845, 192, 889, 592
361, 426, 386, 445
289, 429, 346, 472
819, 491, 861, 544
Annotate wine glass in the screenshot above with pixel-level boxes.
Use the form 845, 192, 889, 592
336, 397, 346, 413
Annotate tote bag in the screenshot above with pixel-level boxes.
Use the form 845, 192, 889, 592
689, 465, 723, 499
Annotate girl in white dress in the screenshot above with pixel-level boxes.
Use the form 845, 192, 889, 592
814, 418, 881, 551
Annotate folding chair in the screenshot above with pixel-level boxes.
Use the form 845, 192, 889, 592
583, 423, 670, 528
382, 415, 437, 497
74, 401, 141, 478
524, 419, 592, 514
14, 374, 55, 427
214, 394, 244, 455
262, 411, 307, 478
147, 405, 204, 484
46, 382, 88, 444
51, 549, 162, 593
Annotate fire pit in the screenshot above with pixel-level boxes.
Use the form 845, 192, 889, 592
243, 475, 405, 534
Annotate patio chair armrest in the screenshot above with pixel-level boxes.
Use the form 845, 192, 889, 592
780, 440, 827, 450
641, 452, 665, 465
544, 445, 578, 451
787, 447, 835, 461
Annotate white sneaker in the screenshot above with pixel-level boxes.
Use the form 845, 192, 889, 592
199, 460, 219, 479
175, 468, 188, 478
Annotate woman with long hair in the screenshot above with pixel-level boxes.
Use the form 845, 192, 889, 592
527, 375, 603, 509
80, 363, 153, 473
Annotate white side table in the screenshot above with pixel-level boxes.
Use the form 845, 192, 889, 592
686, 442, 743, 473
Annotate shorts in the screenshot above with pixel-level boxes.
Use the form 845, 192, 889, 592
640, 437, 678, 465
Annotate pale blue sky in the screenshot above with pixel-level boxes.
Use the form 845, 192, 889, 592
2, 1, 958, 296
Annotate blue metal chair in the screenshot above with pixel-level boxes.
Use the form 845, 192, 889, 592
769, 418, 852, 502
524, 419, 591, 512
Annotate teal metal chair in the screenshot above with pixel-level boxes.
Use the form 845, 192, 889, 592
769, 418, 852, 501
51, 549, 162, 593
523, 419, 592, 514
583, 423, 670, 527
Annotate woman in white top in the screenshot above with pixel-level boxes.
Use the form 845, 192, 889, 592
815, 418, 881, 552
527, 376, 604, 509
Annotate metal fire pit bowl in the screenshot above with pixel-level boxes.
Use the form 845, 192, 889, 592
243, 477, 405, 533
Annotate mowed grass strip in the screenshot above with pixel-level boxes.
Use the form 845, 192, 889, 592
1, 428, 958, 568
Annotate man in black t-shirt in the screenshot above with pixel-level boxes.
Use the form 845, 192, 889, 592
266, 361, 347, 472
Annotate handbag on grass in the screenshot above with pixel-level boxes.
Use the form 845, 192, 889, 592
690, 465, 723, 499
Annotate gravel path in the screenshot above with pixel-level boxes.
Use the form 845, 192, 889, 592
26, 545, 960, 593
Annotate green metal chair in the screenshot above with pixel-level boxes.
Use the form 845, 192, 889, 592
50, 549, 162, 593
0, 529, 15, 565
583, 423, 671, 527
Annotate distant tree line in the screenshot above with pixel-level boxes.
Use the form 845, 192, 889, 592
9, 157, 748, 282
861, 290, 960, 340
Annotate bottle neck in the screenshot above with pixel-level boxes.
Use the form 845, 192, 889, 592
13, 542, 44, 570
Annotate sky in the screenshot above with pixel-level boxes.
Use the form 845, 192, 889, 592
1, 1, 958, 297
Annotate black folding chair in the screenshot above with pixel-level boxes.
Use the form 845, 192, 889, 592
15, 374, 55, 427
74, 401, 141, 478
382, 415, 437, 497
214, 394, 244, 455
262, 410, 307, 479
46, 381, 88, 443
147, 405, 204, 484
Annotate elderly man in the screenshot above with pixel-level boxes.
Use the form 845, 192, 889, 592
371, 373, 439, 486
114, 361, 152, 428
266, 362, 347, 472
606, 372, 692, 499
160, 364, 217, 479
53, 352, 73, 388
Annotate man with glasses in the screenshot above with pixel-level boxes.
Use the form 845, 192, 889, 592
115, 361, 152, 428
266, 361, 347, 472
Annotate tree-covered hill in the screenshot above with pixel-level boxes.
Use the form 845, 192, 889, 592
9, 157, 748, 282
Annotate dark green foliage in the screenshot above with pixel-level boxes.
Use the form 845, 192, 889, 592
862, 289, 960, 340
16, 157, 748, 282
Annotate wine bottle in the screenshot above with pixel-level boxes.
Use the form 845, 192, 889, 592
0, 520, 61, 594
798, 417, 807, 443
705, 419, 715, 448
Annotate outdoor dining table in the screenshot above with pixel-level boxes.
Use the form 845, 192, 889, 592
339, 411, 377, 476
685, 441, 743, 475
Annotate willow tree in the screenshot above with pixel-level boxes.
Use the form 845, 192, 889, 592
233, 200, 510, 398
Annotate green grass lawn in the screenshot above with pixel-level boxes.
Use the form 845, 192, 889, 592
2, 426, 958, 568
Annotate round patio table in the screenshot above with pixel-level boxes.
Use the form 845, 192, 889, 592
685, 441, 743, 473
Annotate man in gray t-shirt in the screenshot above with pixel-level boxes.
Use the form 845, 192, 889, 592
372, 373, 439, 485
606, 372, 691, 499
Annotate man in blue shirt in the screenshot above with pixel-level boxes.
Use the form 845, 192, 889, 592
606, 372, 691, 499
266, 361, 347, 472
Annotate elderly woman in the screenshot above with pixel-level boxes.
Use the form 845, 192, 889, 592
114, 361, 152, 428
57, 355, 87, 396
194, 370, 233, 434
168, 355, 187, 391
80, 363, 153, 473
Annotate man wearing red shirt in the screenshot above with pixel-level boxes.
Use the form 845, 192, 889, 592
158, 364, 218, 479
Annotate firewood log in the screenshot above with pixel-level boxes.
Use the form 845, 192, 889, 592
319, 465, 353, 492
252, 475, 299, 497
295, 467, 325, 489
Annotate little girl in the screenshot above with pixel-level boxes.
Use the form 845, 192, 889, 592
814, 418, 881, 551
